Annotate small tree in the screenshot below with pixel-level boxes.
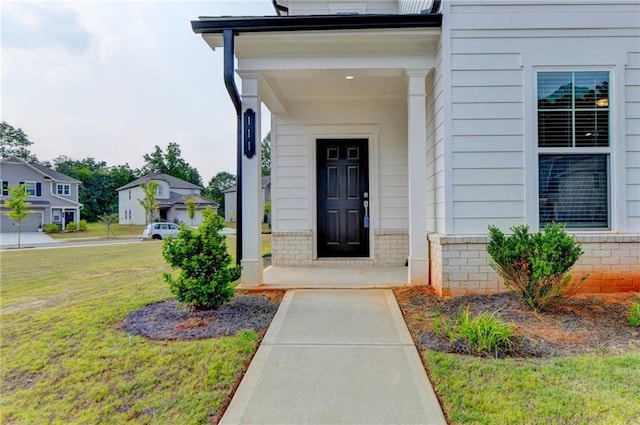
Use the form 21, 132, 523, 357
487, 223, 585, 312
162, 207, 241, 310
138, 181, 160, 224
4, 184, 33, 248
263, 200, 271, 225
99, 212, 119, 238
184, 196, 198, 226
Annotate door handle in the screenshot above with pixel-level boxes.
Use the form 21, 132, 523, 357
363, 198, 369, 228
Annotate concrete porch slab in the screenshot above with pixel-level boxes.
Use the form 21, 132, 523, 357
246, 265, 407, 289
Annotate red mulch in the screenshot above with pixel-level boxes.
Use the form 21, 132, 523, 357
394, 287, 640, 357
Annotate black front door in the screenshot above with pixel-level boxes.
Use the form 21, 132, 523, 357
64, 211, 74, 226
317, 139, 369, 257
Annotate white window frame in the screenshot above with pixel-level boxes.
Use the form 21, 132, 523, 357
24, 181, 36, 196
535, 69, 612, 231
155, 185, 163, 196
56, 184, 71, 196
523, 51, 627, 233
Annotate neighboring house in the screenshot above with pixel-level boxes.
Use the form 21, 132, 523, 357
0, 156, 82, 232
117, 173, 218, 226
224, 176, 271, 223
192, 0, 640, 294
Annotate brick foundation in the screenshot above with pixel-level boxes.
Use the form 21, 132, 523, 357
272, 228, 409, 266
428, 233, 640, 296
373, 229, 409, 266
272, 231, 313, 265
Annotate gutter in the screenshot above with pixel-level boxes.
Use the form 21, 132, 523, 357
192, 13, 442, 34
271, 0, 288, 16
223, 29, 243, 266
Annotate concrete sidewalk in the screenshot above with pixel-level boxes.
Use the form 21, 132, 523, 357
220, 289, 447, 425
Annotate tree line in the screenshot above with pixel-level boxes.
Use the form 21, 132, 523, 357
1, 121, 271, 222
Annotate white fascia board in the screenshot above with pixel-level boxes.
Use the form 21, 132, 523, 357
239, 55, 436, 72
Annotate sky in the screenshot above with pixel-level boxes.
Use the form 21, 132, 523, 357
1, 0, 274, 185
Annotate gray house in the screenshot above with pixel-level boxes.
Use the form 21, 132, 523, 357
224, 176, 271, 223
117, 173, 219, 226
0, 156, 82, 232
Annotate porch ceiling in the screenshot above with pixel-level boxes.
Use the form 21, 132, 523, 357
205, 28, 439, 112
262, 68, 407, 106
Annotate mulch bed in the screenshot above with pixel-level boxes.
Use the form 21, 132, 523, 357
121, 291, 284, 340
394, 287, 640, 358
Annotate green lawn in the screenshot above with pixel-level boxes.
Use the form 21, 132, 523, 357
48, 222, 146, 240
224, 234, 272, 257
425, 350, 640, 424
0, 243, 257, 424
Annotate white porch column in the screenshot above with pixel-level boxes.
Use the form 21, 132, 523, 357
240, 73, 263, 286
406, 69, 429, 286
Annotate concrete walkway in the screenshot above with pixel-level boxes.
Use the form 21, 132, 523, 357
220, 289, 447, 425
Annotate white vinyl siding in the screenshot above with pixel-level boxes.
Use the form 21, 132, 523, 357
118, 186, 147, 225
426, 37, 446, 233
272, 100, 407, 231
444, 0, 639, 234
627, 52, 640, 231
286, 0, 398, 15
399, 0, 434, 14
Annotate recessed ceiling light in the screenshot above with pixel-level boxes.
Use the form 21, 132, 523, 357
345, 75, 355, 80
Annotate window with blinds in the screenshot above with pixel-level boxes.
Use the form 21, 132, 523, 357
537, 71, 610, 229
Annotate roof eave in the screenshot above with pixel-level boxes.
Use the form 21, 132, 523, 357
191, 13, 442, 34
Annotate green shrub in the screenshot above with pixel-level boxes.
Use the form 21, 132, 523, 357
65, 222, 77, 232
162, 207, 241, 310
630, 297, 640, 328
43, 224, 60, 233
487, 223, 585, 312
78, 220, 88, 231
434, 307, 516, 357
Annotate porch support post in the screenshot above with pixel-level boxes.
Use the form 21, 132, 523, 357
240, 73, 263, 286
406, 69, 429, 286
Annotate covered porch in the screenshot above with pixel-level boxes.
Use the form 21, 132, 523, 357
193, 13, 442, 289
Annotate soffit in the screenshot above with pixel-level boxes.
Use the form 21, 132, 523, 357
202, 28, 439, 111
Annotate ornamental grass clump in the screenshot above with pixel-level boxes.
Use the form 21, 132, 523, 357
162, 207, 241, 310
434, 307, 516, 357
487, 223, 585, 312
629, 296, 640, 328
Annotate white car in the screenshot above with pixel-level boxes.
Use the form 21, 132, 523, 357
142, 222, 181, 240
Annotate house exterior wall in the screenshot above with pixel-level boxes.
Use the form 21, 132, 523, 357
224, 191, 237, 222
286, 0, 399, 15
428, 0, 640, 295
0, 159, 81, 231
442, 0, 639, 235
118, 186, 147, 224
398, 0, 433, 14
271, 99, 410, 265
426, 36, 446, 234
172, 208, 208, 226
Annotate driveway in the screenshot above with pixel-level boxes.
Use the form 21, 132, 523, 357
0, 232, 56, 248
